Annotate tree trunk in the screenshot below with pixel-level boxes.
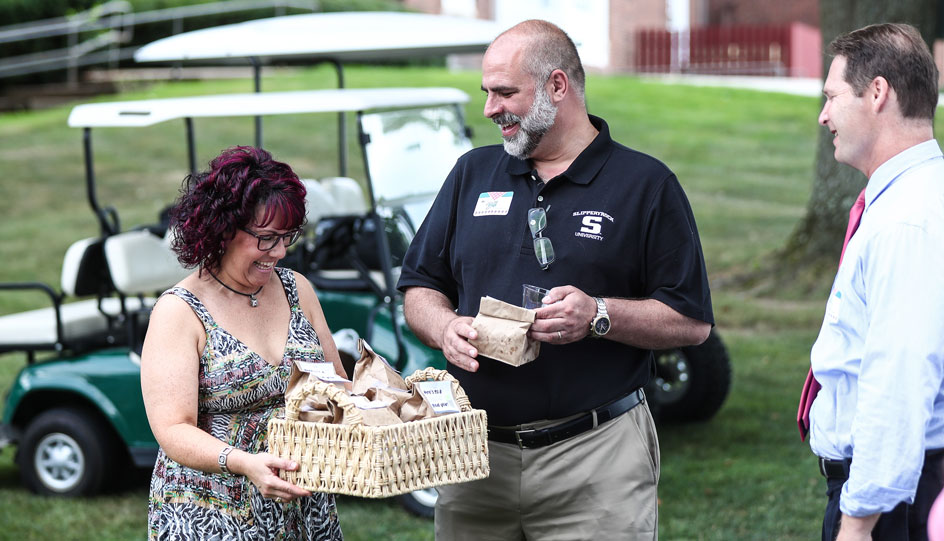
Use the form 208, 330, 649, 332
776, 0, 937, 289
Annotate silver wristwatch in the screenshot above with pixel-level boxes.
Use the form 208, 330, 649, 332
218, 445, 234, 474
590, 297, 610, 338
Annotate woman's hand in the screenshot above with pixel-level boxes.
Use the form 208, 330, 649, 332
231, 449, 311, 503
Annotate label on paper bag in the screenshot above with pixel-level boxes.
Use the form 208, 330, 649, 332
295, 360, 350, 383
350, 395, 393, 410
415, 380, 461, 414
370, 376, 410, 394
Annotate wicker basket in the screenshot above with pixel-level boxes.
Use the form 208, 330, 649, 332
267, 367, 489, 498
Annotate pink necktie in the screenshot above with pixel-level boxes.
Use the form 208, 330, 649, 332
797, 188, 867, 441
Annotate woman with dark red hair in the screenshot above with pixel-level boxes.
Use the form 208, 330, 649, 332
141, 146, 345, 539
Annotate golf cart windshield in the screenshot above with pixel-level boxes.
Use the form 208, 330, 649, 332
360, 105, 471, 228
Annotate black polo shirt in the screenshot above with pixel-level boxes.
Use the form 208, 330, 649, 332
398, 115, 713, 426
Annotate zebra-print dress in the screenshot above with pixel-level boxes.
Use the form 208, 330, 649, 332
147, 267, 343, 540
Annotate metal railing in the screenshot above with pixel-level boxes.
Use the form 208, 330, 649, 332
0, 0, 319, 84
636, 24, 797, 77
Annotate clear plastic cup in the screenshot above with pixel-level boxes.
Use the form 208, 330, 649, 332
522, 284, 550, 309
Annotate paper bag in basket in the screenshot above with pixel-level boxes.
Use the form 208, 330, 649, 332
469, 296, 540, 367
285, 356, 350, 424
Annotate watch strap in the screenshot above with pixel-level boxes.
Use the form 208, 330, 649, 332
590, 297, 610, 337
593, 297, 607, 315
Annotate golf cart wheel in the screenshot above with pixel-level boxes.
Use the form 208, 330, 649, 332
17, 407, 114, 496
646, 329, 731, 423
396, 488, 438, 518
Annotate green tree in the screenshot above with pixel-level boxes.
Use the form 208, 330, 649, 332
777, 0, 938, 288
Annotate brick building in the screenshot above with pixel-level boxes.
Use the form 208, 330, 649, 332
402, 0, 821, 75
703, 0, 818, 27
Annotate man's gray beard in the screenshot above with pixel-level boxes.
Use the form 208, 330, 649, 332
497, 86, 558, 159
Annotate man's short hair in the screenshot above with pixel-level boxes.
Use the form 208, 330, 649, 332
500, 20, 586, 102
829, 23, 938, 120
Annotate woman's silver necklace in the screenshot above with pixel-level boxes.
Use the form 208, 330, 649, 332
209, 271, 263, 308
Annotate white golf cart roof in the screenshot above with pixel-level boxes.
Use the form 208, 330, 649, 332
67, 87, 470, 127
67, 87, 473, 225
134, 11, 503, 63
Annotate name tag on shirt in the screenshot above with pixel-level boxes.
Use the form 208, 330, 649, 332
826, 290, 842, 324
473, 191, 513, 216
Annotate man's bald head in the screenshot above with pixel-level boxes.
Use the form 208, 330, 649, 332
490, 20, 586, 103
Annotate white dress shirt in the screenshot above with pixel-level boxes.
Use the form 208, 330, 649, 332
810, 139, 944, 516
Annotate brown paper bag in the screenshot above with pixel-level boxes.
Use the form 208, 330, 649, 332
352, 339, 409, 394
295, 386, 343, 423
399, 387, 436, 422
345, 395, 404, 426
287, 360, 349, 423
469, 296, 541, 367
297, 402, 336, 423
285, 339, 453, 426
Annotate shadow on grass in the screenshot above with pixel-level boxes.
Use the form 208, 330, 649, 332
337, 494, 434, 541
0, 457, 20, 489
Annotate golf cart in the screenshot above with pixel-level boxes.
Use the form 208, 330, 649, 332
0, 85, 478, 517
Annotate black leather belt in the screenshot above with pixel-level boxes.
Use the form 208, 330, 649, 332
488, 389, 645, 449
818, 448, 944, 481
818, 457, 851, 480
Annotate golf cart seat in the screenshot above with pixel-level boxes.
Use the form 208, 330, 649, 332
103, 229, 189, 296
0, 237, 149, 357
302, 177, 368, 228
102, 229, 190, 355
320, 177, 367, 215
61, 237, 113, 297
300, 177, 400, 292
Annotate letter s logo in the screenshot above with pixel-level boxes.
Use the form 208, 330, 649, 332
580, 216, 603, 235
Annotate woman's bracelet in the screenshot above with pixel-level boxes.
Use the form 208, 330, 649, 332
218, 445, 235, 474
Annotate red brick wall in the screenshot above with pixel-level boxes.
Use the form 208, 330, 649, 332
706, 0, 819, 27
610, 0, 669, 72
399, 0, 823, 75
789, 22, 822, 78
477, 0, 492, 19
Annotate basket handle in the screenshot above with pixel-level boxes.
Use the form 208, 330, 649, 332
285, 378, 364, 426
404, 367, 473, 412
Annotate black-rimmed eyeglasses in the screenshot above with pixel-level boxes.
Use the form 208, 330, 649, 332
528, 207, 555, 270
240, 228, 302, 251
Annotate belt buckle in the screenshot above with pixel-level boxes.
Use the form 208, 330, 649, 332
514, 429, 535, 449
818, 457, 828, 478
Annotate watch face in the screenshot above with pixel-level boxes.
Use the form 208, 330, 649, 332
594, 317, 610, 336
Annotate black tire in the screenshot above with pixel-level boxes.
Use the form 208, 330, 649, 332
646, 329, 732, 423
16, 407, 115, 496
396, 488, 438, 519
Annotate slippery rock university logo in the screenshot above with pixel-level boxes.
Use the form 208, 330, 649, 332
573, 210, 613, 241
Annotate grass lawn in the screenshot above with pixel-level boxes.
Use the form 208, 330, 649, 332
2, 64, 940, 540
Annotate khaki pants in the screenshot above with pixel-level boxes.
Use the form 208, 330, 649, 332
435, 401, 660, 540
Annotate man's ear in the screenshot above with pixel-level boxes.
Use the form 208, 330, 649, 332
869, 76, 893, 114
548, 69, 568, 102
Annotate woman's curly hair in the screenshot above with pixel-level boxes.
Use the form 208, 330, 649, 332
168, 146, 307, 272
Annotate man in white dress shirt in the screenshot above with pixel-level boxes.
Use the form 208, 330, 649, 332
809, 22, 944, 541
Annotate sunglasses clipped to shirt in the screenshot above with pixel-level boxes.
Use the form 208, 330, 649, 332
528, 207, 555, 270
